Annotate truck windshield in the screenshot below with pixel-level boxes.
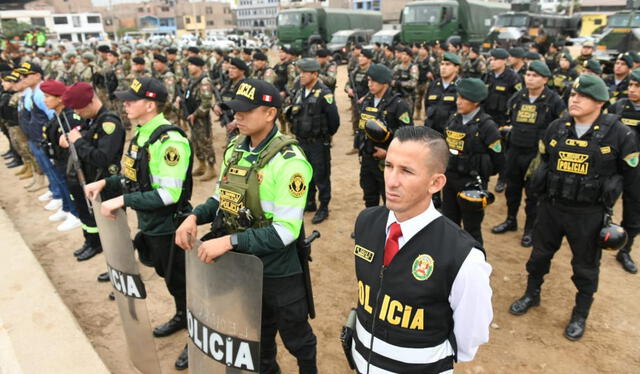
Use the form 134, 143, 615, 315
372, 35, 394, 44
403, 5, 442, 25
606, 14, 629, 28
330, 34, 349, 43
495, 15, 529, 27
278, 13, 302, 27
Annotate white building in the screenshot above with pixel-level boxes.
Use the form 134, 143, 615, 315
233, 0, 280, 33
0, 10, 105, 43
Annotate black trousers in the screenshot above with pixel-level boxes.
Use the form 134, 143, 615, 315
299, 140, 331, 206
621, 195, 639, 255
526, 200, 604, 318
442, 173, 485, 245
360, 155, 385, 208
68, 182, 101, 248
140, 233, 187, 312
504, 146, 538, 230
260, 274, 317, 374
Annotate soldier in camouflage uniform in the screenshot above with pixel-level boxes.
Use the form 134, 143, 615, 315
250, 52, 275, 84
347, 44, 362, 73
126, 57, 150, 86
316, 49, 337, 92
209, 48, 227, 87
77, 52, 96, 83
63, 52, 79, 84
286, 47, 300, 94
414, 43, 434, 120
94, 45, 111, 106
152, 54, 178, 124
461, 45, 486, 79
273, 47, 292, 134
215, 57, 248, 138
345, 49, 373, 145
105, 50, 127, 120
392, 47, 419, 110
181, 56, 216, 181
50, 51, 66, 81
380, 44, 397, 69
121, 47, 132, 76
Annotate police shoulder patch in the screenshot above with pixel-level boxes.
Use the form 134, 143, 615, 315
624, 152, 639, 168
164, 146, 180, 166
489, 139, 502, 153
324, 93, 334, 105
412, 254, 434, 281
399, 112, 411, 124
288, 172, 307, 198
102, 121, 116, 135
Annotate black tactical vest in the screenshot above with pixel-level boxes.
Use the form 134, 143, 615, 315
425, 78, 458, 134
274, 61, 290, 91
290, 87, 328, 139
445, 112, 493, 177
509, 89, 557, 149
612, 98, 640, 144
184, 75, 205, 115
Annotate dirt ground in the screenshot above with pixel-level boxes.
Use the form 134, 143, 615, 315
2, 62, 639, 374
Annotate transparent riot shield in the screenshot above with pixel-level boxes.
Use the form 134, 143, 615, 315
93, 200, 162, 374
186, 239, 263, 373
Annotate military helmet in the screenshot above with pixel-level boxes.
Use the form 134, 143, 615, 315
599, 213, 628, 251
364, 119, 391, 144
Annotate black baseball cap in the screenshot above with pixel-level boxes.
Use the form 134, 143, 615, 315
115, 77, 168, 103
220, 79, 282, 112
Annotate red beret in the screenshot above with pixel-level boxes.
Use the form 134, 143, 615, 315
40, 79, 67, 97
62, 82, 94, 109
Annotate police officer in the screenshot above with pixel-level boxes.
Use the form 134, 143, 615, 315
509, 75, 640, 340
392, 47, 419, 111
350, 125, 492, 373
288, 59, 340, 224
316, 49, 337, 93
180, 56, 216, 181
551, 52, 578, 99
492, 61, 565, 247
61, 82, 126, 262
424, 52, 461, 134
509, 47, 527, 80
580, 59, 603, 77
442, 78, 504, 245
607, 68, 640, 274
358, 64, 413, 207
574, 41, 595, 72
604, 52, 632, 106
250, 52, 275, 84
175, 79, 318, 373
85, 77, 192, 369
345, 49, 373, 154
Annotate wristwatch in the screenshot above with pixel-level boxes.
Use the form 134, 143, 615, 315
230, 234, 239, 250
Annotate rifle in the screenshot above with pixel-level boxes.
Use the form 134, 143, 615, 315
297, 228, 320, 319
175, 82, 191, 121
212, 85, 234, 126
58, 112, 93, 215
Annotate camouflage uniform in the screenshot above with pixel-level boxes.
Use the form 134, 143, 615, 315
157, 69, 178, 123
319, 61, 338, 92
461, 55, 486, 79
186, 74, 216, 165
286, 58, 298, 93
76, 61, 95, 83
392, 62, 419, 111
251, 66, 276, 84
8, 92, 39, 173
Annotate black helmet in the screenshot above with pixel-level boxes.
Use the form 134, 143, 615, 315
456, 176, 495, 211
599, 212, 628, 251
364, 118, 391, 144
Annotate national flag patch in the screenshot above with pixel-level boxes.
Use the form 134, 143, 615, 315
145, 91, 156, 98
262, 94, 272, 102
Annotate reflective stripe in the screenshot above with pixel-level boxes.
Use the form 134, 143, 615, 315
151, 175, 184, 189
260, 200, 304, 220
273, 222, 295, 246
355, 317, 454, 365
157, 188, 175, 205
352, 344, 454, 374
82, 224, 99, 234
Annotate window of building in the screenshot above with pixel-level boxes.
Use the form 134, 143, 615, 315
138, 7, 144, 12
59, 33, 72, 41
87, 16, 101, 24
207, 20, 214, 26
185, 16, 191, 24
53, 16, 68, 25
85, 32, 100, 39
161, 6, 170, 12
31, 17, 45, 27
196, 15, 202, 23
72, 16, 81, 28
206, 7, 213, 14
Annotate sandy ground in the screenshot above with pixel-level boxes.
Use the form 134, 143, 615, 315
2, 62, 639, 374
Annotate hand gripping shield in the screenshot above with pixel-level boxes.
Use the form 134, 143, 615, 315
93, 199, 161, 374
187, 238, 263, 373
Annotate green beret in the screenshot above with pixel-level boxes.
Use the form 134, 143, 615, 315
617, 52, 634, 68
560, 51, 573, 63
630, 69, 640, 83
297, 58, 320, 72
456, 78, 488, 102
367, 63, 393, 84
528, 61, 552, 78
629, 51, 640, 63
525, 51, 541, 60
443, 52, 461, 66
583, 59, 602, 74
509, 47, 525, 58
571, 75, 609, 102
490, 48, 509, 60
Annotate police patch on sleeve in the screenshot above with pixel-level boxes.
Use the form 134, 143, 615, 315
624, 152, 639, 168
399, 112, 411, 124
324, 94, 334, 105
288, 173, 307, 198
102, 121, 116, 135
489, 139, 502, 153
164, 146, 180, 166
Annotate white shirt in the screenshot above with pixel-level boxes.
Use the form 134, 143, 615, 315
385, 201, 493, 362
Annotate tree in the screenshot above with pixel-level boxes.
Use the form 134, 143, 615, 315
0, 20, 35, 39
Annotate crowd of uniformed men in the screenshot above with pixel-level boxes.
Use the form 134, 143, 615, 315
1, 33, 640, 371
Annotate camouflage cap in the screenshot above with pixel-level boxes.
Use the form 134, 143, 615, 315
297, 58, 320, 72
443, 52, 461, 66
571, 74, 609, 102
456, 78, 488, 102
367, 63, 393, 84
583, 59, 602, 74
82, 52, 95, 62
528, 60, 552, 78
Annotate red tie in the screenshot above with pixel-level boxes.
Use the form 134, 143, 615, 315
384, 222, 403, 267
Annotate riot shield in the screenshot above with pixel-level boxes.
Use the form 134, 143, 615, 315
186, 239, 263, 373
93, 199, 162, 374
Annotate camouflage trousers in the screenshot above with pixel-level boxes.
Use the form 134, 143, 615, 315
351, 101, 360, 135
414, 83, 428, 116
190, 117, 216, 164
9, 126, 40, 173
278, 110, 290, 134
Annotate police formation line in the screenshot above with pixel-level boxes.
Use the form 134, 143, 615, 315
0, 38, 639, 373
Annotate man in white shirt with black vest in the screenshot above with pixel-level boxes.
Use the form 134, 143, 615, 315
349, 126, 493, 373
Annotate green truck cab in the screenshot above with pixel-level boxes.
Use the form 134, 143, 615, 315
276, 8, 382, 52
484, 12, 580, 49
400, 0, 509, 44
595, 11, 640, 62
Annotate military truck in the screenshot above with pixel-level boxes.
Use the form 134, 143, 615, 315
327, 29, 375, 63
276, 8, 382, 52
484, 12, 580, 50
400, 0, 510, 44
595, 10, 640, 62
